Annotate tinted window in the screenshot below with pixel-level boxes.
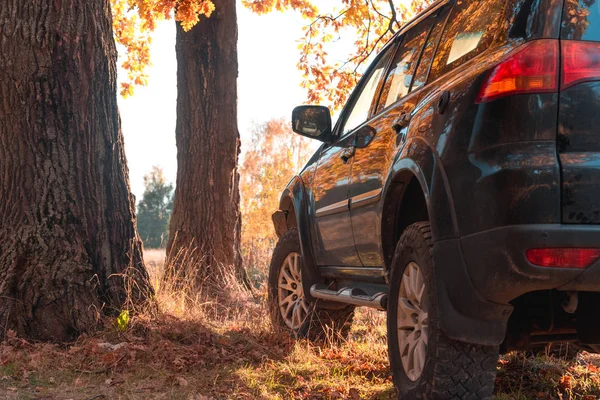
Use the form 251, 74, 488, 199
429, 0, 506, 82
413, 10, 448, 90
377, 17, 435, 112
340, 46, 393, 135
562, 0, 600, 41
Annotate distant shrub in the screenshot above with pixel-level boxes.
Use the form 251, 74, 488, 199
137, 166, 174, 249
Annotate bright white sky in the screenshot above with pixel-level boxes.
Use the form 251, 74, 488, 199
118, 0, 412, 199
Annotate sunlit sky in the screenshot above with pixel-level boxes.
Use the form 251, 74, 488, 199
118, 4, 314, 199
118, 0, 411, 199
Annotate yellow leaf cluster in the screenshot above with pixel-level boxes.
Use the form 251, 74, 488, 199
242, 0, 318, 18
176, 0, 216, 31
111, 0, 152, 97
111, 0, 216, 97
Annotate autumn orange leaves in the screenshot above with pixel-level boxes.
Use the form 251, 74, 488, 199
110, 0, 216, 97
111, 0, 431, 108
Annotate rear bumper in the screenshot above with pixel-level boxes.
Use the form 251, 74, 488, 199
436, 224, 600, 346
461, 224, 600, 304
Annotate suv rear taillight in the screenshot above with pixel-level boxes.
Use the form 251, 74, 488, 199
477, 40, 559, 103
526, 248, 600, 269
562, 40, 600, 89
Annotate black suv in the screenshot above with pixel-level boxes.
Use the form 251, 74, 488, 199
268, 0, 600, 397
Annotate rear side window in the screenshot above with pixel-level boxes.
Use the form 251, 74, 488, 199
429, 0, 506, 82
412, 9, 448, 91
376, 15, 435, 112
562, 1, 600, 41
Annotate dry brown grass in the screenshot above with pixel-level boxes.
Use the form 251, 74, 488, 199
1, 249, 600, 399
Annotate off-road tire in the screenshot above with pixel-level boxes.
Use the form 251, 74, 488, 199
387, 222, 500, 399
268, 228, 354, 341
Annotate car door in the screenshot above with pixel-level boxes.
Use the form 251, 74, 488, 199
349, 7, 448, 267
311, 45, 395, 267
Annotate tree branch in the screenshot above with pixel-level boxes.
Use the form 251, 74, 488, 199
387, 0, 401, 30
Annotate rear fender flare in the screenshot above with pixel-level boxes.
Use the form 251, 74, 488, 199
383, 139, 509, 345
383, 137, 459, 246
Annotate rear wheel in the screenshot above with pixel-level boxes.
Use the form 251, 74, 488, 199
268, 228, 354, 341
387, 222, 499, 399
397, 261, 429, 381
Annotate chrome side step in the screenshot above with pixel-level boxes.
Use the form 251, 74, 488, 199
310, 284, 388, 310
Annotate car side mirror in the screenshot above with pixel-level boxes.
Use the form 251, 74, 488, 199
292, 105, 333, 143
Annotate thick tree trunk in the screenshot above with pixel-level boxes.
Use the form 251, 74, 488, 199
168, 0, 247, 287
0, 0, 151, 341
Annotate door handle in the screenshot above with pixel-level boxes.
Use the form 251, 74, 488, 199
392, 111, 412, 133
436, 90, 451, 115
340, 147, 355, 164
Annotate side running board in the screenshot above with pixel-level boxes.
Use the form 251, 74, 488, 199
310, 284, 388, 310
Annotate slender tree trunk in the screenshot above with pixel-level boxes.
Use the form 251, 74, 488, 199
0, 0, 151, 341
168, 0, 247, 287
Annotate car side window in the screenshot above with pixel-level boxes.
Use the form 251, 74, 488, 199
376, 16, 435, 113
339, 46, 394, 136
412, 9, 448, 91
429, 0, 506, 82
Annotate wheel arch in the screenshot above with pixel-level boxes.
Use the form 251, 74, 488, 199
273, 176, 321, 301
380, 140, 459, 271
381, 170, 429, 269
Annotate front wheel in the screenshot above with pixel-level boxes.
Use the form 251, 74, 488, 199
387, 222, 499, 399
268, 228, 354, 341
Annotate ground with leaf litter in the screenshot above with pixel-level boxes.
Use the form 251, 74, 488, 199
2, 309, 600, 400
2, 251, 600, 399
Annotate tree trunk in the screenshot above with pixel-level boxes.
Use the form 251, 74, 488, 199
0, 0, 151, 341
168, 0, 247, 287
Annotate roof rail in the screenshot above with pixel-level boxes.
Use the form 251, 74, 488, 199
396, 0, 449, 36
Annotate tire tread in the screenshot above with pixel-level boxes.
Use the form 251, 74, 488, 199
389, 222, 498, 399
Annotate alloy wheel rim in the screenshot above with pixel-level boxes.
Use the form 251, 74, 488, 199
397, 261, 429, 381
278, 252, 309, 330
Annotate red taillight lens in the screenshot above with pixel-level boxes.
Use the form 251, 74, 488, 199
562, 40, 600, 89
477, 40, 559, 103
526, 248, 600, 269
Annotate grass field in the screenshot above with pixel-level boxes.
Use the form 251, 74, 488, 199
1, 250, 600, 399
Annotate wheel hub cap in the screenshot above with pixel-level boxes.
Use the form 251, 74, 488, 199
397, 262, 429, 381
278, 252, 309, 330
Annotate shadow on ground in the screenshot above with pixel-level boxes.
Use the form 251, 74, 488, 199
1, 310, 600, 399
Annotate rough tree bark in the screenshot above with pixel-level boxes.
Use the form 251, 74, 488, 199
168, 0, 247, 287
0, 0, 152, 341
